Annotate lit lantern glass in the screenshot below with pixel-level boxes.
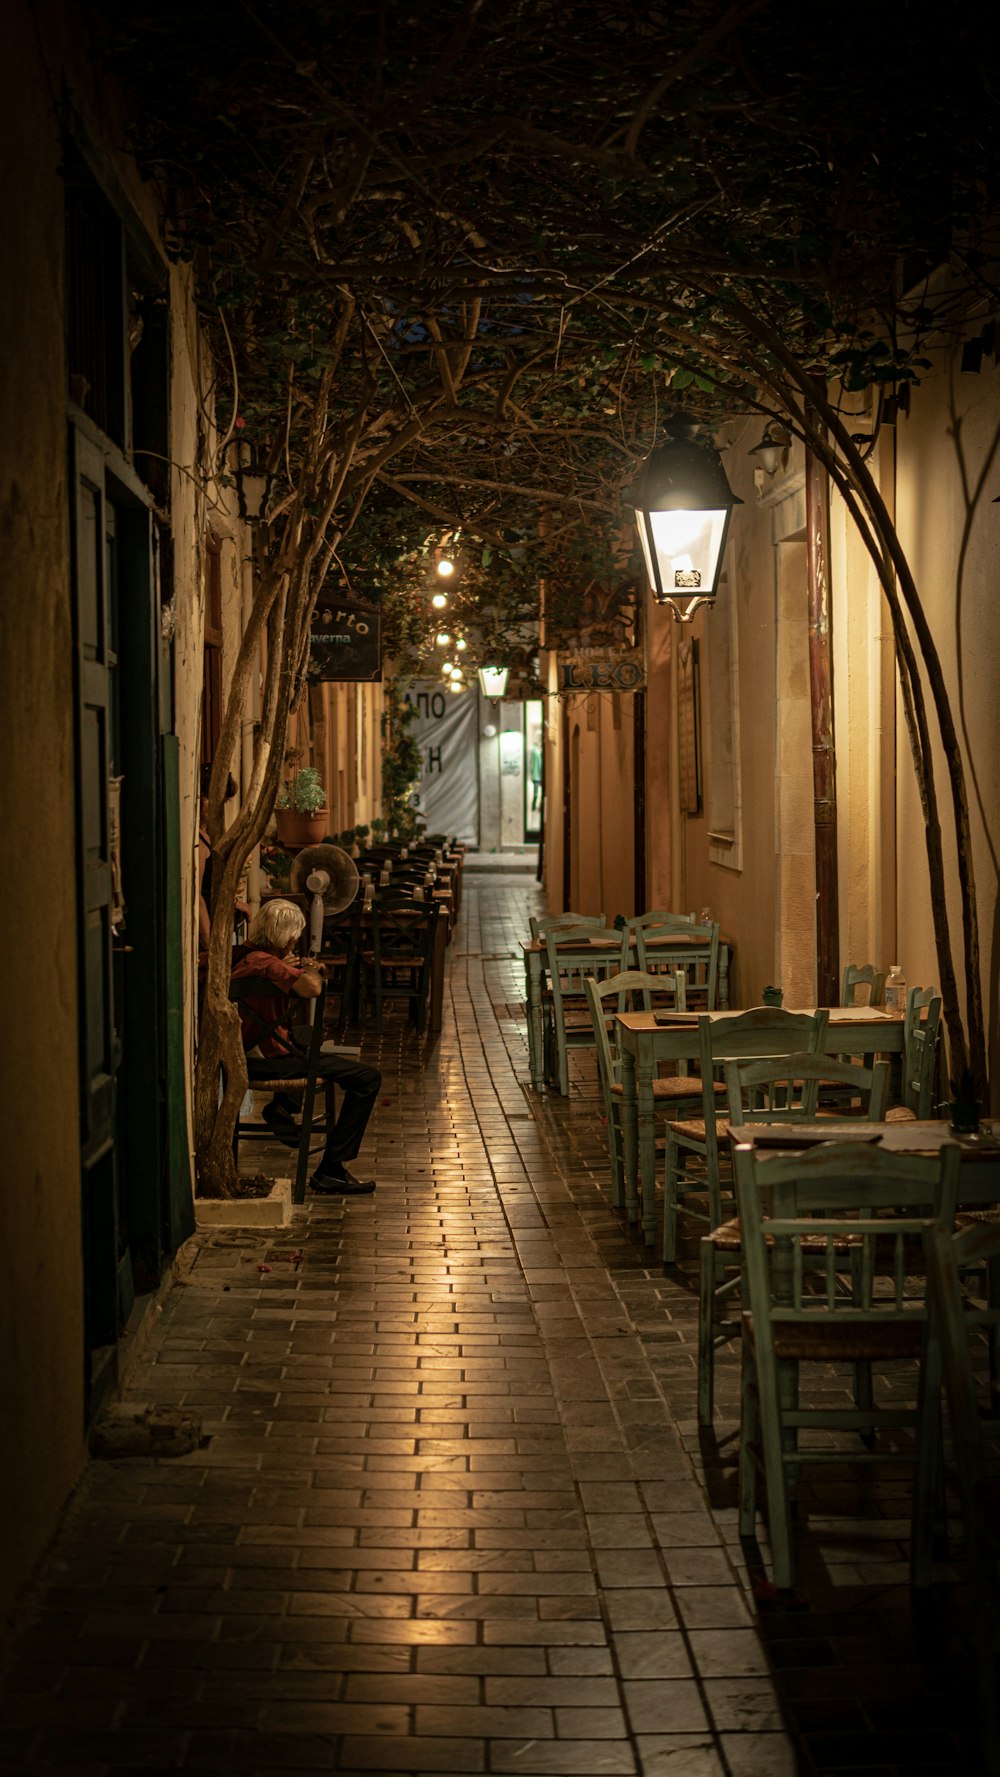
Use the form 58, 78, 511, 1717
628, 426, 742, 622
478, 665, 509, 698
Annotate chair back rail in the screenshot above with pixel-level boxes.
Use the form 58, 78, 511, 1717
725, 1052, 890, 1126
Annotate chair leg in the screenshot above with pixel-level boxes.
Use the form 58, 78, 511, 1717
293, 1074, 322, 1206
757, 1351, 796, 1589
663, 1137, 682, 1264
608, 1107, 625, 1211
910, 1331, 943, 1589
698, 1239, 717, 1426
738, 1337, 759, 1537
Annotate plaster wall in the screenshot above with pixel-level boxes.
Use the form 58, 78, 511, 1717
677, 437, 807, 1008
893, 345, 1000, 1103
0, 3, 87, 1632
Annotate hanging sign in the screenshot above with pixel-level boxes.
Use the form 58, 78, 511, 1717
307, 602, 382, 682
406, 681, 479, 845
558, 651, 645, 693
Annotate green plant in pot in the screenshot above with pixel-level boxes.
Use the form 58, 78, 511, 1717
949, 1066, 981, 1134
275, 766, 328, 847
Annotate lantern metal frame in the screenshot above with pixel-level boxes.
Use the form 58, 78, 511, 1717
628, 423, 742, 622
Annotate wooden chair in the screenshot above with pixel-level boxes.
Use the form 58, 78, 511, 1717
364, 894, 437, 1032
584, 969, 700, 1209
544, 920, 616, 1095
820, 963, 888, 1110
924, 1213, 1000, 1773
841, 962, 886, 1007
663, 1009, 830, 1265
229, 976, 327, 1205
317, 901, 363, 1030
902, 986, 943, 1117
735, 1137, 961, 1590
627, 913, 720, 1010
696, 1054, 891, 1425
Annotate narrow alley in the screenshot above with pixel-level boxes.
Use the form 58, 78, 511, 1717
0, 877, 979, 1776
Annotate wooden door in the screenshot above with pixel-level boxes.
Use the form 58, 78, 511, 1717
71, 424, 126, 1356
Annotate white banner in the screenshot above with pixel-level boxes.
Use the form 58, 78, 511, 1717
406, 682, 479, 844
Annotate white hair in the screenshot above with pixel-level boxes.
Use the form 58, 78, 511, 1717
247, 899, 305, 954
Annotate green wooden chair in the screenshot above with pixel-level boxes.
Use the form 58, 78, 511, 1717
841, 962, 886, 1007
696, 1054, 890, 1426
734, 1137, 961, 1590
584, 967, 695, 1210
662, 1008, 830, 1265
625, 912, 720, 1010
544, 919, 616, 1095
902, 985, 943, 1117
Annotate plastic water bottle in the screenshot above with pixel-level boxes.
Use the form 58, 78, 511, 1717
884, 964, 907, 1013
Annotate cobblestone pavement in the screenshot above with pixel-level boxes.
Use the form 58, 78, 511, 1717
0, 879, 981, 1774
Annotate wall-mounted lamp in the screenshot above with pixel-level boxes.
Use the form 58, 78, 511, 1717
627, 420, 742, 623
747, 421, 791, 478
234, 442, 271, 523
478, 665, 510, 698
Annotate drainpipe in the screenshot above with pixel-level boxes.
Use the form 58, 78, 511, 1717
805, 437, 840, 1005
241, 538, 261, 911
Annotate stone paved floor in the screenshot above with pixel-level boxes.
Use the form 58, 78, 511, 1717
0, 878, 983, 1774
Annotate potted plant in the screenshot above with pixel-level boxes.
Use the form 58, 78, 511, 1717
274, 766, 328, 847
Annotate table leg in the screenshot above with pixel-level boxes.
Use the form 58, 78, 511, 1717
526, 953, 545, 1090
637, 1054, 658, 1241
428, 909, 448, 1032
620, 1047, 639, 1222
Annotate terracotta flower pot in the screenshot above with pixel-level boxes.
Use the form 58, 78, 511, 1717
275, 808, 329, 848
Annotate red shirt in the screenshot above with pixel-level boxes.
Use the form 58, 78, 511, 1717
230, 947, 304, 1057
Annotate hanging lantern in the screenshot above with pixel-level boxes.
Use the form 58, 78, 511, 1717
748, 421, 791, 477
628, 422, 742, 622
478, 665, 509, 698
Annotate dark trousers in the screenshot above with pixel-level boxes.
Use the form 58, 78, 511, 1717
248, 1049, 381, 1166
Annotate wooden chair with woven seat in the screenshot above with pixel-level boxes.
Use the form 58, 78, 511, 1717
543, 919, 616, 1095
317, 900, 363, 1031
662, 1008, 830, 1266
364, 893, 438, 1032
695, 1053, 891, 1426
820, 963, 887, 1109
584, 967, 713, 1211
626, 912, 720, 1011
735, 1137, 961, 1590
229, 975, 327, 1205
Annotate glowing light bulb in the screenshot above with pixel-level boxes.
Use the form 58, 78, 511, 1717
435, 631, 450, 646
436, 557, 455, 578
456, 636, 467, 651
431, 591, 448, 610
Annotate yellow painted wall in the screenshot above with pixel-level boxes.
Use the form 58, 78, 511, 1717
893, 341, 1000, 1104
540, 665, 634, 917
0, 2, 88, 1633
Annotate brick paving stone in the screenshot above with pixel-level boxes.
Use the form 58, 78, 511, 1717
2, 875, 985, 1773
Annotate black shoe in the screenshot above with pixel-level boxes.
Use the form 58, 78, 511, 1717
262, 1100, 299, 1143
310, 1165, 375, 1195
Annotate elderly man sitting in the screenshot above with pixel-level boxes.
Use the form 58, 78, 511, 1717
232, 899, 380, 1195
